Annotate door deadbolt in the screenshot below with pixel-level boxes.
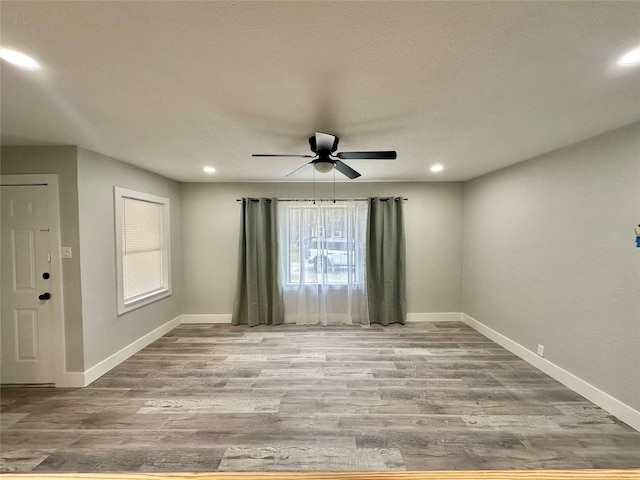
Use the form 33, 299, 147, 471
42, 272, 50, 279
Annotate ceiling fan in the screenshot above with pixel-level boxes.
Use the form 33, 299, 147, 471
252, 132, 397, 179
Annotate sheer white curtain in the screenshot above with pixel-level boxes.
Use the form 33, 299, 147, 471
278, 200, 369, 326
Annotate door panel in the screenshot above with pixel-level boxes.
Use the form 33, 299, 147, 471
16, 309, 39, 360
13, 229, 37, 289
1, 185, 54, 384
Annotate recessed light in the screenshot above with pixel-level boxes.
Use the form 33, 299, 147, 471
0, 48, 40, 70
618, 47, 640, 66
430, 164, 444, 173
203, 166, 216, 174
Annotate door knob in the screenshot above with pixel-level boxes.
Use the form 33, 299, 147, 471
38, 292, 51, 300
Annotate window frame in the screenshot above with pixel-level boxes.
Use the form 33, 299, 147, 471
114, 187, 171, 315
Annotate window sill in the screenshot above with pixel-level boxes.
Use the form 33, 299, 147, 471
118, 288, 172, 315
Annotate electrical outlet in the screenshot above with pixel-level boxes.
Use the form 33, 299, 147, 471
537, 344, 545, 357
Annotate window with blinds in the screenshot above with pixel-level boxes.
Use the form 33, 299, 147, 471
115, 187, 171, 314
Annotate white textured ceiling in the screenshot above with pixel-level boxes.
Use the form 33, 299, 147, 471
1, 1, 639, 182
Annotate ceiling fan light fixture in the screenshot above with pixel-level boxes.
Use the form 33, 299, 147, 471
314, 161, 334, 173
0, 48, 40, 70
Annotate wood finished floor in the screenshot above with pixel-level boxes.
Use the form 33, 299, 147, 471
2, 470, 640, 480
1, 322, 639, 474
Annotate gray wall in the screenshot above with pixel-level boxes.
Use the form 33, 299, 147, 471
77, 149, 183, 369
1, 146, 85, 372
463, 122, 640, 410
181, 181, 464, 316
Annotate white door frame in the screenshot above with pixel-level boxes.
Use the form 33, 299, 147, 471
1, 174, 67, 386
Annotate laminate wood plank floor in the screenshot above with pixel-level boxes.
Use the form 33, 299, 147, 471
1, 322, 639, 474
2, 469, 640, 480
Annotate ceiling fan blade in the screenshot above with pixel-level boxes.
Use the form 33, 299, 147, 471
336, 151, 397, 160
252, 154, 315, 158
285, 161, 313, 177
334, 160, 361, 180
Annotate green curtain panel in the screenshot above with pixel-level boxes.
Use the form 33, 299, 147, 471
366, 197, 406, 325
232, 198, 284, 326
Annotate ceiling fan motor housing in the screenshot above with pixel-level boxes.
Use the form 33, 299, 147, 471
309, 133, 339, 154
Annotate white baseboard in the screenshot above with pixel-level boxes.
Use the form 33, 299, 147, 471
180, 314, 233, 324
80, 316, 183, 387
407, 312, 462, 322
462, 313, 640, 432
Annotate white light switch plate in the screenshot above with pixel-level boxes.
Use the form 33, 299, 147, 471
61, 247, 72, 259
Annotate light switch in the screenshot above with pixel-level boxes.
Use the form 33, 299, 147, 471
61, 247, 72, 259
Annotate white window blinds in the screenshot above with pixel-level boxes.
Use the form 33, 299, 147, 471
122, 198, 163, 300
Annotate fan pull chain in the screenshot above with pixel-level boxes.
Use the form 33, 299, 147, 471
333, 168, 336, 203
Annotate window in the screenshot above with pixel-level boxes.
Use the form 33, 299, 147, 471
279, 201, 367, 286
278, 200, 369, 325
114, 187, 171, 314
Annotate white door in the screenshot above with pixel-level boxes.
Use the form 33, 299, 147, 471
1, 184, 55, 384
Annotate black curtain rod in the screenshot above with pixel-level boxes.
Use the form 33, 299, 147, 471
1, 183, 48, 187
236, 197, 408, 203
